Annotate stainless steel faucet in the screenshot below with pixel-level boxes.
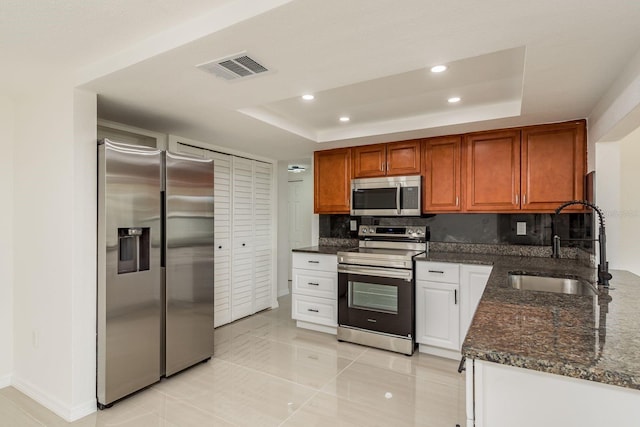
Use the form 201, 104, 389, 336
552, 200, 612, 287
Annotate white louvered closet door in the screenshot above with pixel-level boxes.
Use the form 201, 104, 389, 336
210, 152, 232, 327
231, 157, 255, 321
253, 161, 273, 312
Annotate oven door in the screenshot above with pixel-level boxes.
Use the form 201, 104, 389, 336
338, 264, 414, 338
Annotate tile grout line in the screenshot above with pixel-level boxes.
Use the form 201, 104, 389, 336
275, 350, 367, 427
2, 396, 48, 427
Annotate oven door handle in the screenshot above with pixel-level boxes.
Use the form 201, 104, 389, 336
338, 264, 412, 281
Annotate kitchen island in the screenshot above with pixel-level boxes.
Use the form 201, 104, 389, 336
422, 250, 640, 426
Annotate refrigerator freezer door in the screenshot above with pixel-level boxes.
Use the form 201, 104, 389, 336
164, 151, 214, 376
97, 139, 162, 406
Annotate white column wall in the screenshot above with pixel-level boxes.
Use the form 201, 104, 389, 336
70, 89, 97, 417
0, 96, 15, 387
619, 127, 640, 275
595, 125, 640, 276
595, 142, 622, 271
11, 83, 97, 421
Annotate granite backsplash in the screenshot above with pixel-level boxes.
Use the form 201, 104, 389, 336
319, 213, 594, 252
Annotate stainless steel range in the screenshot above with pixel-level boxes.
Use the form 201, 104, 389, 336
337, 225, 428, 355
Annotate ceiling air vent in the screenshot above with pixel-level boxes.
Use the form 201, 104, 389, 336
196, 52, 270, 81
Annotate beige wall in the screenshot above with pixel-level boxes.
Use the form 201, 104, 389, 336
596, 125, 640, 276
0, 96, 15, 386
619, 126, 640, 275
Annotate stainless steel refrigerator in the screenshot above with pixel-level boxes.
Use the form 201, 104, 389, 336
97, 139, 214, 408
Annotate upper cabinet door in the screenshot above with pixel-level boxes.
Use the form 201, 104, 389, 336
386, 140, 422, 176
314, 147, 352, 214
423, 136, 462, 212
521, 121, 586, 211
353, 140, 421, 178
352, 144, 386, 178
465, 130, 521, 211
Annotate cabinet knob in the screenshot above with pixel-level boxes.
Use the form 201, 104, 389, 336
242, 243, 246, 247
218, 245, 222, 249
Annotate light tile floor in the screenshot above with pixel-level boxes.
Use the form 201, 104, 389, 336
0, 295, 466, 426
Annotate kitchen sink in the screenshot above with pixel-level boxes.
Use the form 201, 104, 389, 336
508, 273, 597, 296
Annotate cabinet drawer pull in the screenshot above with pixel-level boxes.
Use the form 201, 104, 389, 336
307, 308, 319, 313
307, 282, 319, 286
308, 260, 320, 264
367, 318, 377, 323
428, 270, 445, 274
455, 289, 458, 305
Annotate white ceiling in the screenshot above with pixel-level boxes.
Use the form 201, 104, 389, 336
4, 0, 640, 160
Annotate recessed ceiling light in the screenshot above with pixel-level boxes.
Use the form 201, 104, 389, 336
448, 97, 461, 103
430, 65, 447, 73
339, 116, 350, 122
302, 94, 315, 101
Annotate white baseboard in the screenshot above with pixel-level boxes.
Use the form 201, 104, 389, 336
68, 399, 97, 422
277, 287, 290, 297
12, 376, 96, 422
0, 373, 11, 388
418, 344, 461, 360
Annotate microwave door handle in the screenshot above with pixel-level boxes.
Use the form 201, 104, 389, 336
396, 183, 401, 215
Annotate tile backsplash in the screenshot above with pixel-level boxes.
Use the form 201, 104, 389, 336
319, 213, 594, 252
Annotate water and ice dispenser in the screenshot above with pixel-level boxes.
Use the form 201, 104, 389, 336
117, 227, 150, 274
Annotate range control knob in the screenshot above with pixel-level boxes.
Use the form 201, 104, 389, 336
416, 229, 424, 235
361, 228, 367, 233
369, 228, 376, 234
407, 229, 414, 235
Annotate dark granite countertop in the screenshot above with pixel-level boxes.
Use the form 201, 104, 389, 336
292, 245, 354, 255
418, 252, 640, 391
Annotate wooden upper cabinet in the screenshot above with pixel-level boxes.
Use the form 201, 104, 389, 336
465, 130, 521, 211
352, 140, 421, 178
352, 144, 386, 178
521, 121, 586, 211
314, 148, 352, 214
386, 140, 422, 176
422, 136, 462, 212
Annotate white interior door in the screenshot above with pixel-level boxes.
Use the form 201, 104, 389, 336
253, 161, 273, 312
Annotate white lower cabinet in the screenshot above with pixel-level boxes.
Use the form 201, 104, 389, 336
416, 260, 492, 359
416, 280, 460, 350
291, 252, 338, 334
468, 359, 640, 427
460, 264, 492, 340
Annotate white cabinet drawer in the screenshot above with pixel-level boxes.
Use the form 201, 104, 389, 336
292, 252, 337, 272
292, 294, 337, 327
292, 269, 337, 299
416, 261, 460, 284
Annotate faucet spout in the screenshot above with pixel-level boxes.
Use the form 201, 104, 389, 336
553, 200, 611, 287
552, 235, 561, 258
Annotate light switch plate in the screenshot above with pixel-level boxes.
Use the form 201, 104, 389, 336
516, 222, 527, 236
350, 220, 358, 231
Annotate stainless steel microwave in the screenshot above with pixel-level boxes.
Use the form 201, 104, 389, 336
351, 175, 422, 216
